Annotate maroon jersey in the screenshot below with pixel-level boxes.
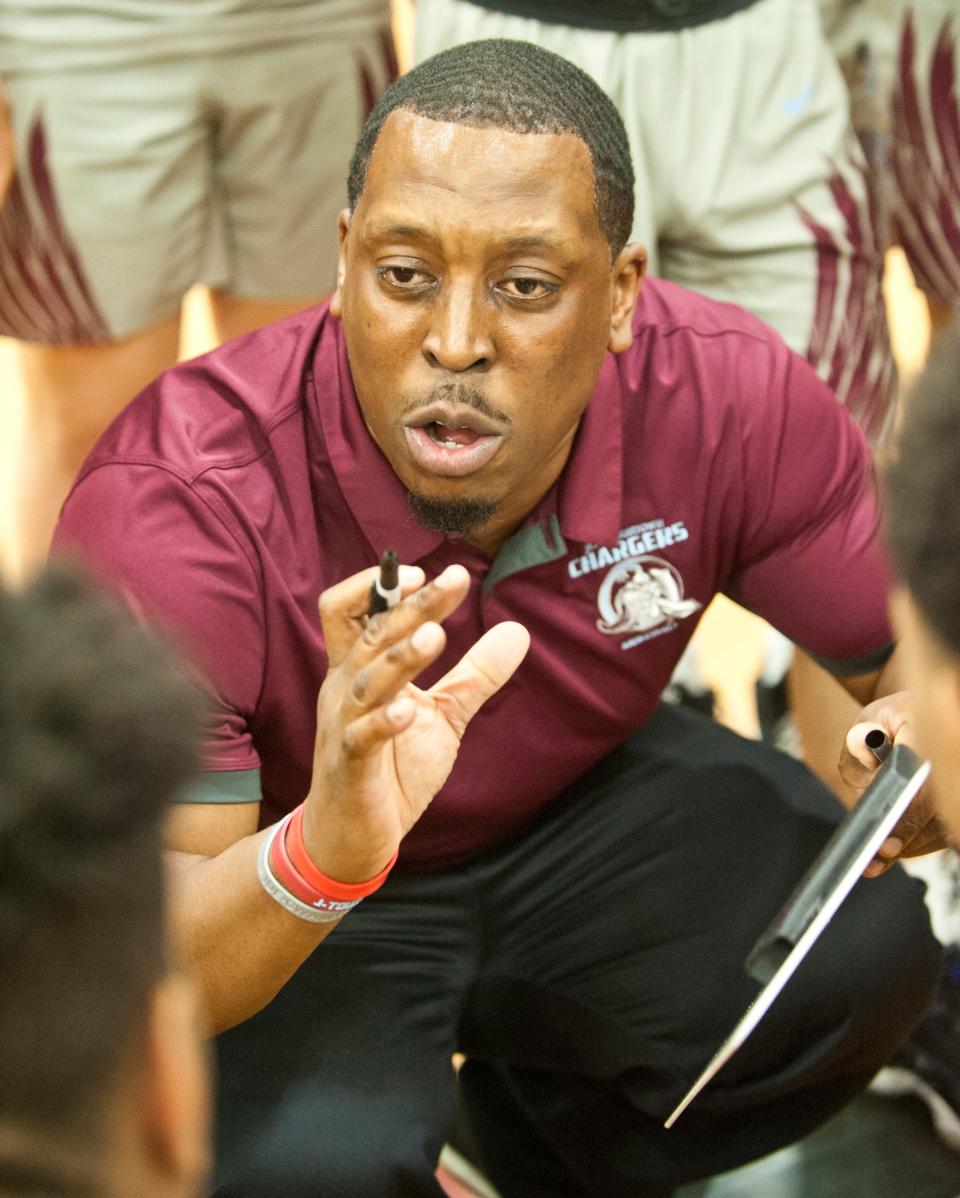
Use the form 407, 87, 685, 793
54, 279, 893, 869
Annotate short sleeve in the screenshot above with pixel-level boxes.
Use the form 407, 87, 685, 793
726, 344, 894, 673
53, 462, 265, 773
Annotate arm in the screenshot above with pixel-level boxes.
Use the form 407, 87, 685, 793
719, 345, 944, 862
162, 563, 528, 1033
837, 644, 904, 710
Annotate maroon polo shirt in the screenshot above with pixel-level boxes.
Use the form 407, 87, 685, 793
53, 279, 893, 870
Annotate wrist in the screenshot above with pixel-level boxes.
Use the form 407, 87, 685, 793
301, 793, 398, 885
256, 807, 398, 925
287, 803, 397, 897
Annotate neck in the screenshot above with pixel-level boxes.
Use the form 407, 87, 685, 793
466, 515, 523, 558
468, 442, 576, 557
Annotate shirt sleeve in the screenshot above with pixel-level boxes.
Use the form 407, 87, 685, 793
725, 341, 894, 674
53, 461, 266, 775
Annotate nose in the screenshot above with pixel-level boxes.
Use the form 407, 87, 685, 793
422, 278, 494, 373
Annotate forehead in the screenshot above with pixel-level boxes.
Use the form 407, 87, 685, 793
356, 109, 604, 247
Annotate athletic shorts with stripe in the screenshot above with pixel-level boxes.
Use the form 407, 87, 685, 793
889, 2, 960, 307
415, 0, 897, 443
825, 0, 960, 309
0, 1, 396, 345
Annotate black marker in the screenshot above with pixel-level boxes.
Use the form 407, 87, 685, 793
864, 727, 892, 766
368, 548, 400, 615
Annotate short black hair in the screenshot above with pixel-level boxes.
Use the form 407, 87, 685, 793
0, 562, 200, 1150
886, 322, 960, 656
347, 38, 635, 257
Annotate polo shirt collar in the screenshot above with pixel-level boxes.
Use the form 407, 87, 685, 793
314, 320, 624, 564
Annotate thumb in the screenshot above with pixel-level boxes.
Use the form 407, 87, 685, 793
430, 622, 530, 734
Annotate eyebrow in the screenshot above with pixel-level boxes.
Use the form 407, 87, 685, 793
367, 223, 431, 242
364, 222, 571, 255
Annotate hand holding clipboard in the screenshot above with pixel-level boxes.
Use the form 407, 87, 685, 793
665, 742, 931, 1128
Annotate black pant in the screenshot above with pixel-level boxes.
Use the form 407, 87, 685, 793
211, 705, 940, 1197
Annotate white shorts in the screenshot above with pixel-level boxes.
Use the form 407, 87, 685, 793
824, 0, 960, 307
415, 0, 897, 441
0, 7, 395, 343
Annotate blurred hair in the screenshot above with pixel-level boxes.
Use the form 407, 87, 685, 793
886, 322, 960, 657
347, 38, 635, 257
0, 561, 200, 1146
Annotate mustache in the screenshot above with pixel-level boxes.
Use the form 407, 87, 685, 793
399, 383, 511, 425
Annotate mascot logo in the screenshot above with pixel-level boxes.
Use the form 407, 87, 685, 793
596, 555, 701, 636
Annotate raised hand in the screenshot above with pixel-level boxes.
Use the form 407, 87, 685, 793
302, 562, 529, 883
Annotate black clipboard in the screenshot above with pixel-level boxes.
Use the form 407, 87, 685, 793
665, 743, 931, 1128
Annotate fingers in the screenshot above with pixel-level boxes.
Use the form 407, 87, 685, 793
337, 620, 529, 763
865, 810, 948, 878
838, 721, 890, 791
352, 564, 471, 669
319, 562, 426, 666
322, 564, 471, 723
343, 619, 447, 721
429, 621, 531, 735
340, 690, 420, 759
838, 707, 918, 792
339, 563, 470, 689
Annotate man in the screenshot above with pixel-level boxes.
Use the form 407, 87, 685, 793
857, 328, 960, 1149
53, 40, 942, 1197
887, 326, 960, 833
0, 563, 210, 1197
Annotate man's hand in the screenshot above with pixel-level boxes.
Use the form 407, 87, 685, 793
839, 691, 948, 875
302, 561, 530, 882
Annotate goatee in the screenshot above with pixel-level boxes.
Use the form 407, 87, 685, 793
406, 492, 498, 538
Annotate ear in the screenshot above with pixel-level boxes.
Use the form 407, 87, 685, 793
329, 208, 352, 319
143, 974, 212, 1190
607, 243, 647, 354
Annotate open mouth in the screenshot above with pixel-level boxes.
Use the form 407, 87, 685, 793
402, 414, 505, 478
423, 421, 486, 448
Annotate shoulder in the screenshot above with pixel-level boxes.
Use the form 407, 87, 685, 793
75, 301, 340, 486
628, 277, 783, 367
621, 278, 838, 430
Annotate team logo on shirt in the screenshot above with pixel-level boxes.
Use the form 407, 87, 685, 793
595, 555, 702, 646
565, 521, 702, 650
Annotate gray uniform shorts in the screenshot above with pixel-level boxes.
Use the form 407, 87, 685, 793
0, 4, 395, 344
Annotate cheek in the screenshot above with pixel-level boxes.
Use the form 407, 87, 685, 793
912, 688, 941, 763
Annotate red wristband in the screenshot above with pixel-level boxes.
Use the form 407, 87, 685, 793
268, 814, 358, 914
286, 803, 398, 900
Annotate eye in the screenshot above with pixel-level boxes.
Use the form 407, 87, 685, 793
376, 265, 432, 289
500, 276, 558, 300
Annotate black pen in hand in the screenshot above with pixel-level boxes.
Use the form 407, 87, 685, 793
368, 548, 400, 615
865, 727, 892, 765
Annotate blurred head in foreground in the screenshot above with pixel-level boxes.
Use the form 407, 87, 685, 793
0, 563, 210, 1198
887, 324, 960, 843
